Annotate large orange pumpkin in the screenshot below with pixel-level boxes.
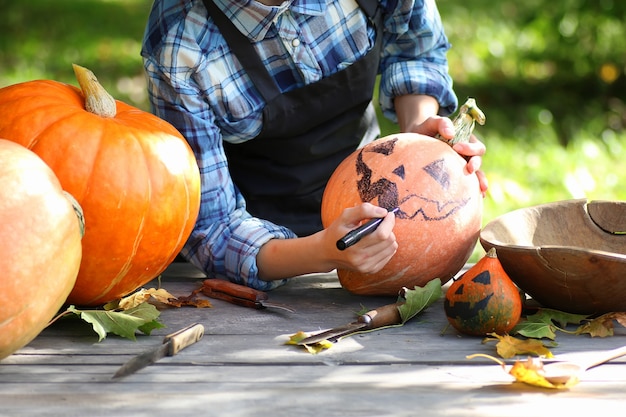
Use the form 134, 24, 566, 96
322, 133, 482, 295
0, 139, 83, 360
0, 65, 201, 306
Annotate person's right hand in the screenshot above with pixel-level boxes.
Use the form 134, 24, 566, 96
321, 203, 398, 274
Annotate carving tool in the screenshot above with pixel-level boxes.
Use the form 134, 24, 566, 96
201, 279, 295, 313
297, 302, 403, 345
112, 323, 204, 379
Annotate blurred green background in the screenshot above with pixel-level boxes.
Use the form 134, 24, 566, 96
1, 0, 625, 258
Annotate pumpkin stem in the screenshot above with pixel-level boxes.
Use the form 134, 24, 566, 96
72, 64, 116, 118
485, 247, 497, 258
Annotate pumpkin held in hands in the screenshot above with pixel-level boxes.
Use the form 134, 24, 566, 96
444, 248, 523, 336
0, 65, 201, 306
321, 133, 483, 295
0, 140, 84, 360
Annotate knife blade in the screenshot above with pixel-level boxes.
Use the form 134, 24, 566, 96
201, 279, 295, 312
297, 302, 403, 345
112, 322, 204, 379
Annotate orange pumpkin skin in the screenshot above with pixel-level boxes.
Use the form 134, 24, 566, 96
0, 79, 201, 306
322, 133, 483, 295
0, 139, 83, 359
444, 248, 522, 336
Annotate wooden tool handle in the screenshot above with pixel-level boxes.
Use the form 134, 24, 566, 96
202, 279, 269, 303
361, 303, 403, 329
164, 323, 205, 356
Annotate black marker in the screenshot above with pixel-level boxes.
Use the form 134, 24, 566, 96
336, 207, 399, 251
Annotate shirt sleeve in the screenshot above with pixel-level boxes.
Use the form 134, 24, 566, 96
379, 0, 458, 120
143, 56, 295, 291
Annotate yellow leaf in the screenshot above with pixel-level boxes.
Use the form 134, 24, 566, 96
509, 358, 578, 389
118, 288, 176, 310
484, 333, 554, 359
285, 331, 333, 354
117, 288, 212, 310
466, 354, 578, 389
575, 312, 626, 337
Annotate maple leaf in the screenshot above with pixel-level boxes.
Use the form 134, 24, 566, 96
66, 303, 165, 341
483, 333, 555, 359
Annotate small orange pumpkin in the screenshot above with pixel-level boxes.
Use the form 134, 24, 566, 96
0, 139, 83, 360
321, 133, 483, 295
444, 248, 523, 336
0, 65, 201, 306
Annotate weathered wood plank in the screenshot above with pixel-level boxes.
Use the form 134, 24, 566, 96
3, 263, 626, 417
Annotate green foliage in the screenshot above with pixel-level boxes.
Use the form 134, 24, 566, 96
398, 278, 443, 323
1, 0, 625, 264
0, 0, 152, 109
438, 0, 626, 144
66, 303, 165, 341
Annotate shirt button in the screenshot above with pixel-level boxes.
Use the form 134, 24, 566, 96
291, 38, 300, 47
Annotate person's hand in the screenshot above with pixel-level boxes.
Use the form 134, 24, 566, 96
412, 116, 489, 196
322, 203, 397, 274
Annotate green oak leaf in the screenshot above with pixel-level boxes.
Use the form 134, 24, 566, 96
67, 303, 164, 341
513, 308, 589, 340
397, 278, 443, 324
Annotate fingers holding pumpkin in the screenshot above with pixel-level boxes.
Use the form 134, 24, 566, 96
453, 135, 488, 195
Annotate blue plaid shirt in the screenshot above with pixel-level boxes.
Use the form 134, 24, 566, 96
142, 0, 457, 290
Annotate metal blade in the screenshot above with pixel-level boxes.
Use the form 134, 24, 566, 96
260, 300, 296, 313
112, 342, 169, 379
297, 322, 368, 345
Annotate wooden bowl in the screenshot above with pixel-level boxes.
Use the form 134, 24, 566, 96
480, 199, 626, 314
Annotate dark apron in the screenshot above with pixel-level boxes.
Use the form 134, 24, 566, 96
203, 0, 382, 236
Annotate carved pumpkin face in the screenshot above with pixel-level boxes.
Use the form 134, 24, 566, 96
354, 137, 472, 222
444, 248, 523, 336
321, 133, 483, 295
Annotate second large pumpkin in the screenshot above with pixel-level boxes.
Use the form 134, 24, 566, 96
321, 133, 483, 295
0, 66, 201, 306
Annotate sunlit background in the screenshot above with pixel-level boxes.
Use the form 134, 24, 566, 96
2, 0, 625, 259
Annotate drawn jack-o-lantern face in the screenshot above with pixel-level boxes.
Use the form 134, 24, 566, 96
321, 133, 483, 296
355, 137, 470, 222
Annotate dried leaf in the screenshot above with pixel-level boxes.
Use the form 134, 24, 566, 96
575, 312, 626, 337
397, 278, 442, 323
285, 331, 333, 354
113, 287, 213, 310
117, 288, 175, 309
66, 303, 165, 341
467, 354, 576, 389
509, 358, 578, 389
484, 333, 555, 359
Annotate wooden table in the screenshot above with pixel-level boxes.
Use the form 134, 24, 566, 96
3, 263, 626, 416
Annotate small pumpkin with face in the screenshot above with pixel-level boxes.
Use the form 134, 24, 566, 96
444, 248, 523, 336
321, 132, 483, 295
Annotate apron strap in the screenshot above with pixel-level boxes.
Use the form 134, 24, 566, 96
202, 0, 380, 104
201, 0, 281, 102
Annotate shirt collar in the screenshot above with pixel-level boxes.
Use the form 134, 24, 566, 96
213, 0, 326, 41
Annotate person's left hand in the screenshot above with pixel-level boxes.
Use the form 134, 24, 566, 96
412, 116, 489, 196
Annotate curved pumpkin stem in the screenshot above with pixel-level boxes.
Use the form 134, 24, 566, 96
72, 64, 116, 118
